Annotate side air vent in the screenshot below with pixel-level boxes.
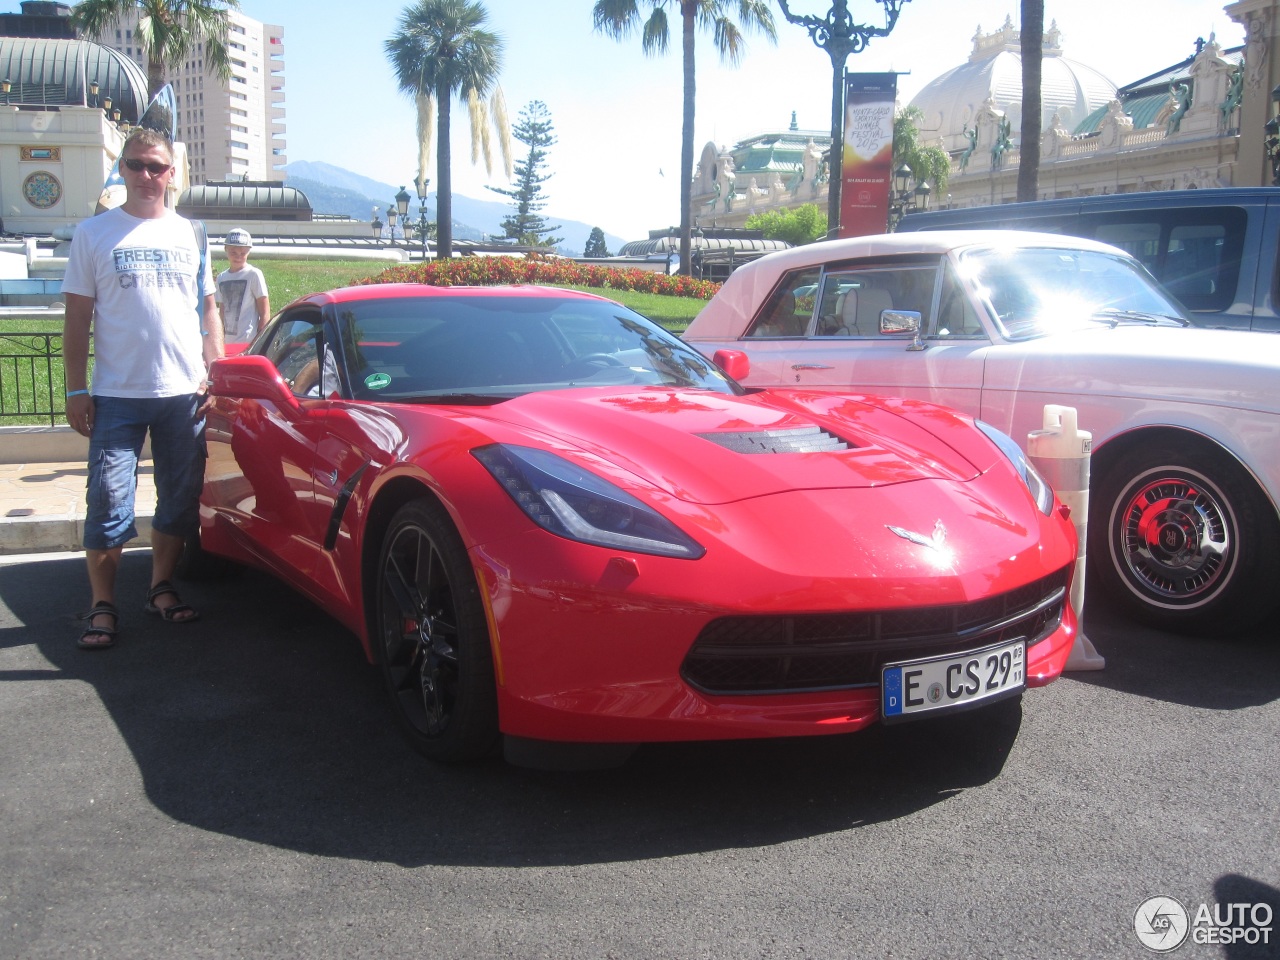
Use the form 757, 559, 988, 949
698, 426, 851, 454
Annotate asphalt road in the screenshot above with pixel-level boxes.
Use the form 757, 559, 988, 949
1, 550, 1277, 960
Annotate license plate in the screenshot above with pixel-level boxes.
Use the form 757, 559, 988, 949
881, 639, 1025, 723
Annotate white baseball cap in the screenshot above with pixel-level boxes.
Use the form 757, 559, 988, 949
225, 228, 253, 247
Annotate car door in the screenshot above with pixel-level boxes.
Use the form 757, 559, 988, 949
210, 307, 332, 577
778, 258, 990, 418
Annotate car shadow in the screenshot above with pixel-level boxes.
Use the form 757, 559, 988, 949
1071, 592, 1280, 710
1, 552, 1021, 869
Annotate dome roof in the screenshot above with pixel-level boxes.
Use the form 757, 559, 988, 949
0, 37, 149, 123
908, 16, 1117, 152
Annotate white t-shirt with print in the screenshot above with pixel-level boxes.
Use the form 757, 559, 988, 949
215, 263, 268, 342
62, 208, 213, 398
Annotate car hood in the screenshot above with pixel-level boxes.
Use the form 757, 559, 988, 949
463, 387, 988, 506
996, 326, 1280, 414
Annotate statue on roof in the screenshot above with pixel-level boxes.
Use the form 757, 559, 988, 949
1220, 61, 1244, 132
990, 116, 1012, 169
1166, 82, 1191, 135
959, 123, 978, 170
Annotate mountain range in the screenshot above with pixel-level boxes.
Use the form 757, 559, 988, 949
283, 161, 628, 257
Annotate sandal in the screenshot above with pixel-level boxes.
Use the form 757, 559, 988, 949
144, 580, 201, 624
78, 601, 119, 650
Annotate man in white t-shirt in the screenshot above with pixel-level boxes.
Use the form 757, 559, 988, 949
61, 127, 223, 649
215, 227, 270, 343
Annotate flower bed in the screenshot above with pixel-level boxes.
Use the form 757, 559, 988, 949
352, 256, 721, 300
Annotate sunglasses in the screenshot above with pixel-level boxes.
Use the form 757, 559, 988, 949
122, 157, 172, 176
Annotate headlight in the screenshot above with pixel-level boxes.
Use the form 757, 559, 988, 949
975, 421, 1055, 516
473, 444, 706, 559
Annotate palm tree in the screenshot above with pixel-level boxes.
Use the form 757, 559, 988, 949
1017, 0, 1044, 202
72, 0, 239, 100
386, 0, 512, 259
593, 1, 776, 276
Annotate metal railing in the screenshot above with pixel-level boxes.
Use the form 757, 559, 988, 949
0, 332, 78, 426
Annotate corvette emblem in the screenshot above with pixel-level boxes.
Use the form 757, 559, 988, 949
887, 521, 948, 550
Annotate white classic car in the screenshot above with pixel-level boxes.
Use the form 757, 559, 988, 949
684, 230, 1280, 635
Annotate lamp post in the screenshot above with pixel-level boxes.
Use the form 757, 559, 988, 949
371, 207, 383, 247
394, 185, 411, 252
385, 204, 398, 245
776, 0, 911, 234
414, 176, 432, 260
1265, 84, 1280, 187
888, 162, 929, 229
2, 78, 12, 105
89, 78, 99, 109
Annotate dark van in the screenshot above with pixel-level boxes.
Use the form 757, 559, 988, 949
897, 187, 1280, 332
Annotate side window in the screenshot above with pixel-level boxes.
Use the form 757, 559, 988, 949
814, 266, 936, 337
934, 263, 986, 338
261, 314, 322, 396
744, 268, 821, 337
742, 267, 819, 337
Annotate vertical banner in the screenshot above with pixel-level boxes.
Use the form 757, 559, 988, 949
839, 72, 897, 239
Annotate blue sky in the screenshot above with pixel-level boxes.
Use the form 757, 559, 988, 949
16, 1, 1246, 240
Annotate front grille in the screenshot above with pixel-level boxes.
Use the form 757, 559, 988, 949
681, 568, 1069, 695
697, 426, 851, 454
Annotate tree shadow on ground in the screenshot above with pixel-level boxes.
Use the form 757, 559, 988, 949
1, 552, 1024, 869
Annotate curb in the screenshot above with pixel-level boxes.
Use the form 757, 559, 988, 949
0, 513, 153, 556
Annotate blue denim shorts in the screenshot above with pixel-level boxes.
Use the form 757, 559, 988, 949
84, 394, 207, 550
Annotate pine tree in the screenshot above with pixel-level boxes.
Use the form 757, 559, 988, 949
488, 100, 563, 247
583, 227, 611, 258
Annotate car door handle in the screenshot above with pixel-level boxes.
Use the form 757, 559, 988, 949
791, 363, 834, 370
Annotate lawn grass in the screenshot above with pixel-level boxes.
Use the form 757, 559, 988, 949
0, 259, 711, 425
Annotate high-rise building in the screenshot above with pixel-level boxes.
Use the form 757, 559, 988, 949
100, 7, 285, 183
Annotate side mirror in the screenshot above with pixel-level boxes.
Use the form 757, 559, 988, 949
880, 310, 921, 336
712, 349, 750, 381
209, 354, 299, 409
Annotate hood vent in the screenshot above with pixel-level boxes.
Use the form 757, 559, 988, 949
698, 426, 852, 454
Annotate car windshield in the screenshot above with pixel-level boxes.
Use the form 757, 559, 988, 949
334, 295, 742, 402
956, 245, 1190, 339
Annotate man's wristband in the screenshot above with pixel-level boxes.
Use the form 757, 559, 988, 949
66, 389, 89, 397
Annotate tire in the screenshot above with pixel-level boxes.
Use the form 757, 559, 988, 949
174, 530, 243, 582
1089, 440, 1280, 635
373, 499, 498, 762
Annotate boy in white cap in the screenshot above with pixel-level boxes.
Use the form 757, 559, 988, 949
215, 227, 270, 343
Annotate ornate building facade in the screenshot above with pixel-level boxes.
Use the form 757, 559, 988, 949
689, 3, 1280, 231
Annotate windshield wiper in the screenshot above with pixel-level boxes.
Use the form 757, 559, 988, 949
396, 393, 510, 405
1092, 309, 1191, 328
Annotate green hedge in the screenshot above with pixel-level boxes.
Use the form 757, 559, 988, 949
354, 256, 721, 300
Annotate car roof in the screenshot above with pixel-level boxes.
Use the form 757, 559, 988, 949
717, 229, 1127, 284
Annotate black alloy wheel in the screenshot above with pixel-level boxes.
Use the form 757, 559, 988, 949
374, 499, 498, 761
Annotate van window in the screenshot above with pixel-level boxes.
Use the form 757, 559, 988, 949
1083, 208, 1245, 313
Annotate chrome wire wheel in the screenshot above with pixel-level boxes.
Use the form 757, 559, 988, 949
374, 500, 497, 761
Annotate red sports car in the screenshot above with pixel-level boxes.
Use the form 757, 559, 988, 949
201, 283, 1079, 767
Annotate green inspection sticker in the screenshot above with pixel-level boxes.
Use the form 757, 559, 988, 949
365, 373, 392, 390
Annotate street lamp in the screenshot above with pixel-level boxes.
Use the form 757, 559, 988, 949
413, 176, 432, 260
371, 207, 383, 247
776, 0, 912, 232
1265, 84, 1280, 187
385, 204, 398, 244
888, 163, 930, 229
395, 186, 411, 250
2, 78, 12, 105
